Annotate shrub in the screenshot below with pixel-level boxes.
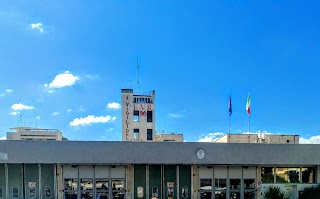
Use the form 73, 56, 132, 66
264, 186, 285, 199
299, 184, 320, 199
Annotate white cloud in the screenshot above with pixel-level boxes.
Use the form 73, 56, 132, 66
11, 103, 34, 110
30, 23, 44, 32
0, 88, 13, 97
85, 75, 100, 79
107, 102, 121, 109
45, 71, 79, 89
67, 109, 73, 113
51, 112, 60, 116
106, 128, 114, 132
198, 132, 224, 142
168, 113, 183, 118
300, 135, 320, 144
10, 111, 20, 115
0, 136, 6, 140
69, 115, 116, 127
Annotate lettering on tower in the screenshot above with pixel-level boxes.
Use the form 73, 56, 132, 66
125, 95, 130, 140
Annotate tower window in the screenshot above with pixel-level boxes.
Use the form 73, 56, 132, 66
134, 129, 139, 140
134, 111, 139, 122
147, 129, 153, 140
147, 111, 153, 122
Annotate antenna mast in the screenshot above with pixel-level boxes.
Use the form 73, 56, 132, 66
34, 99, 38, 128
137, 53, 140, 92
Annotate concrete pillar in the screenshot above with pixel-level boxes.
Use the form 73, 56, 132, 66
191, 165, 199, 199
56, 164, 63, 199
126, 164, 134, 199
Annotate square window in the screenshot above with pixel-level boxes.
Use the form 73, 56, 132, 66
134, 111, 139, 122
302, 167, 315, 183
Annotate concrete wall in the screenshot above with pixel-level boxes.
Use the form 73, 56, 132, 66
155, 134, 183, 142
215, 134, 299, 144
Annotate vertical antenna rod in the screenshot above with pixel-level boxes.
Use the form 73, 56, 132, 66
137, 53, 140, 92
34, 99, 37, 128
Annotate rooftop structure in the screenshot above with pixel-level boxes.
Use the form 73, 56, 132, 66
7, 127, 67, 141
214, 133, 299, 144
121, 88, 183, 142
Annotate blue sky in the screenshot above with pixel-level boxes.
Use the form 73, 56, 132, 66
0, 0, 320, 143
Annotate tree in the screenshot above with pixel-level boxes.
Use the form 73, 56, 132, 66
299, 184, 320, 199
263, 186, 285, 199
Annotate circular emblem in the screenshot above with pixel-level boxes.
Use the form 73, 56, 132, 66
196, 149, 205, 159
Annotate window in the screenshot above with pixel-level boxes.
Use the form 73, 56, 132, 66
12, 188, 19, 198
200, 179, 212, 199
147, 129, 153, 140
215, 179, 226, 199
64, 179, 78, 190
302, 167, 315, 183
230, 179, 240, 199
276, 168, 300, 183
134, 111, 139, 122
181, 186, 188, 198
29, 187, 36, 198
64, 178, 77, 199
244, 179, 255, 199
137, 187, 144, 198
261, 167, 274, 183
134, 129, 139, 140
96, 179, 108, 199
45, 186, 51, 198
80, 178, 93, 199
152, 186, 159, 198
112, 179, 125, 199
147, 111, 152, 122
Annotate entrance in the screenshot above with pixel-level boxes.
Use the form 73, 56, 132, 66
134, 165, 191, 199
199, 166, 256, 199
63, 165, 126, 199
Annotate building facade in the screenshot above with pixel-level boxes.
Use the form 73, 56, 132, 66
0, 141, 319, 199
0, 89, 318, 199
7, 127, 66, 141
214, 134, 300, 144
121, 89, 156, 141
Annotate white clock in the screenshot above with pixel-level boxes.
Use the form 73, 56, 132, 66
196, 149, 205, 159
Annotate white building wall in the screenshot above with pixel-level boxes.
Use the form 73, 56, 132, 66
121, 89, 134, 141
121, 89, 155, 141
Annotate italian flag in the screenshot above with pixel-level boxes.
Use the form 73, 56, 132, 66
246, 93, 251, 115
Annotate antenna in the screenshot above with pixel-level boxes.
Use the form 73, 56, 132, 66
137, 53, 140, 92
34, 99, 38, 128
18, 114, 23, 127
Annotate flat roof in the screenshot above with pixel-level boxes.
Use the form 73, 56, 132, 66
0, 141, 318, 165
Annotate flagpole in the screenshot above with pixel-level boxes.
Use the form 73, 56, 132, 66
229, 114, 230, 134
229, 89, 231, 135
246, 91, 251, 133
248, 114, 250, 133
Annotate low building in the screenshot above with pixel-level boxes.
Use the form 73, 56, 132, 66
154, 133, 184, 142
7, 127, 67, 141
0, 141, 319, 199
0, 89, 317, 199
214, 133, 299, 144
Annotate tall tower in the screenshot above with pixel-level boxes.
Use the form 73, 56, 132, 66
121, 89, 155, 141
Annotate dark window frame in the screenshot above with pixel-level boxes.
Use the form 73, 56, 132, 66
147, 111, 153, 122
147, 129, 153, 140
